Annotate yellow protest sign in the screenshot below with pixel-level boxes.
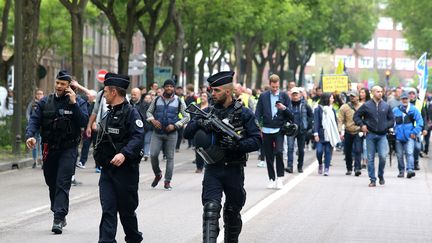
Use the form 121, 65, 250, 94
322, 75, 349, 93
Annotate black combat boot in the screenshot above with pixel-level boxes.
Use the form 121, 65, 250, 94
203, 201, 221, 243
223, 206, 242, 243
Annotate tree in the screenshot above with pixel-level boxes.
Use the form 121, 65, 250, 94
59, 0, 90, 83
387, 0, 432, 56
90, 0, 146, 75
288, 0, 378, 85
38, 1, 71, 63
137, 0, 175, 86
22, 0, 42, 108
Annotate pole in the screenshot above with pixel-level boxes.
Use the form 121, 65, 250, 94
12, 0, 23, 154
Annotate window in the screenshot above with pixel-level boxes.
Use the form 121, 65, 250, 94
378, 17, 393, 30
395, 58, 414, 71
376, 57, 392, 69
396, 22, 403, 31
395, 38, 409, 51
360, 39, 375, 49
377, 38, 393, 50
335, 55, 355, 68
358, 57, 374, 68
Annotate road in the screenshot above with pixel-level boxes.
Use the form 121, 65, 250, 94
0, 147, 431, 243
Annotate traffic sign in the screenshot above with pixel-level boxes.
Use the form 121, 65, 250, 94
97, 69, 108, 83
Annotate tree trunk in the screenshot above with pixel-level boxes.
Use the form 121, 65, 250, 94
278, 51, 288, 84
185, 50, 195, 85
60, 0, 89, 83
22, 0, 41, 109
234, 33, 243, 83
145, 38, 156, 87
117, 35, 132, 75
70, 12, 85, 82
198, 54, 205, 87
253, 51, 266, 89
172, 5, 184, 80
288, 41, 300, 83
244, 52, 253, 88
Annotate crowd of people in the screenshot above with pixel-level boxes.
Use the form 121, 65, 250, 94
24, 70, 432, 242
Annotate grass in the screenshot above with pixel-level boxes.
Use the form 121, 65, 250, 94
0, 145, 31, 162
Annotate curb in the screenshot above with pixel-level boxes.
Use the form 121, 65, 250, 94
0, 158, 34, 172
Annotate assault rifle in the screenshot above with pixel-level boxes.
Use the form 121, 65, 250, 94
186, 103, 243, 165
185, 103, 243, 141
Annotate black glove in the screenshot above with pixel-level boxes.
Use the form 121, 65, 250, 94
197, 118, 212, 132
219, 136, 239, 150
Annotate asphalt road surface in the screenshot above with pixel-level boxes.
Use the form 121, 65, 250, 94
0, 146, 431, 243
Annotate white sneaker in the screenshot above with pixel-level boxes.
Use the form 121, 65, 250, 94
257, 161, 266, 168
76, 162, 86, 169
267, 180, 276, 189
276, 177, 283, 189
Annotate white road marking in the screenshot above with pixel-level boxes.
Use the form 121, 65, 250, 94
217, 161, 317, 243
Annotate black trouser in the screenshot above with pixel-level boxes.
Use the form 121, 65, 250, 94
425, 128, 431, 154
344, 132, 362, 171
262, 132, 285, 180
202, 165, 245, 243
99, 164, 142, 243
43, 147, 77, 220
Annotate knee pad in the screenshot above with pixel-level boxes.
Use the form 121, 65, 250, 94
203, 201, 221, 220
223, 205, 241, 226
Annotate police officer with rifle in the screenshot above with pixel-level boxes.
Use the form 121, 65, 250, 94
184, 71, 261, 243
25, 70, 89, 234
93, 73, 144, 243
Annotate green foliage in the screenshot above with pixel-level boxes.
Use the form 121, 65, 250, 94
387, 0, 432, 57
38, 0, 71, 57
297, 0, 378, 54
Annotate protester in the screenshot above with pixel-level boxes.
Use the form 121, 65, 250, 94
354, 86, 394, 187
313, 93, 340, 176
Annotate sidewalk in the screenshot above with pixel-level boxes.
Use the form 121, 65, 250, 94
0, 154, 33, 172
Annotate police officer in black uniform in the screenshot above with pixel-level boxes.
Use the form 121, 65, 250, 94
25, 70, 89, 234
184, 71, 261, 243
93, 73, 144, 243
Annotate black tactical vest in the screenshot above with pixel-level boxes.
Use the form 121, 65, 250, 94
41, 94, 81, 149
94, 102, 138, 167
214, 101, 247, 164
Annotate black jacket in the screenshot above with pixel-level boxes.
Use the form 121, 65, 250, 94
353, 99, 394, 135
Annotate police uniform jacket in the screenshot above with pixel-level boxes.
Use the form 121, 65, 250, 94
95, 101, 144, 166
25, 93, 89, 148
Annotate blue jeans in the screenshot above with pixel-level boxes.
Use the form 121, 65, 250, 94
32, 132, 42, 161
395, 139, 415, 172
366, 133, 388, 182
143, 131, 152, 156
287, 133, 306, 169
316, 142, 332, 169
79, 135, 92, 165
150, 131, 177, 182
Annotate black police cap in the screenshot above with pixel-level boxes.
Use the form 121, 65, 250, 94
56, 70, 72, 82
104, 73, 130, 89
207, 71, 234, 87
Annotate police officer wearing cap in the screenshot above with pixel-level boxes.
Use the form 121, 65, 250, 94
184, 71, 261, 243
93, 73, 144, 243
25, 70, 89, 234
